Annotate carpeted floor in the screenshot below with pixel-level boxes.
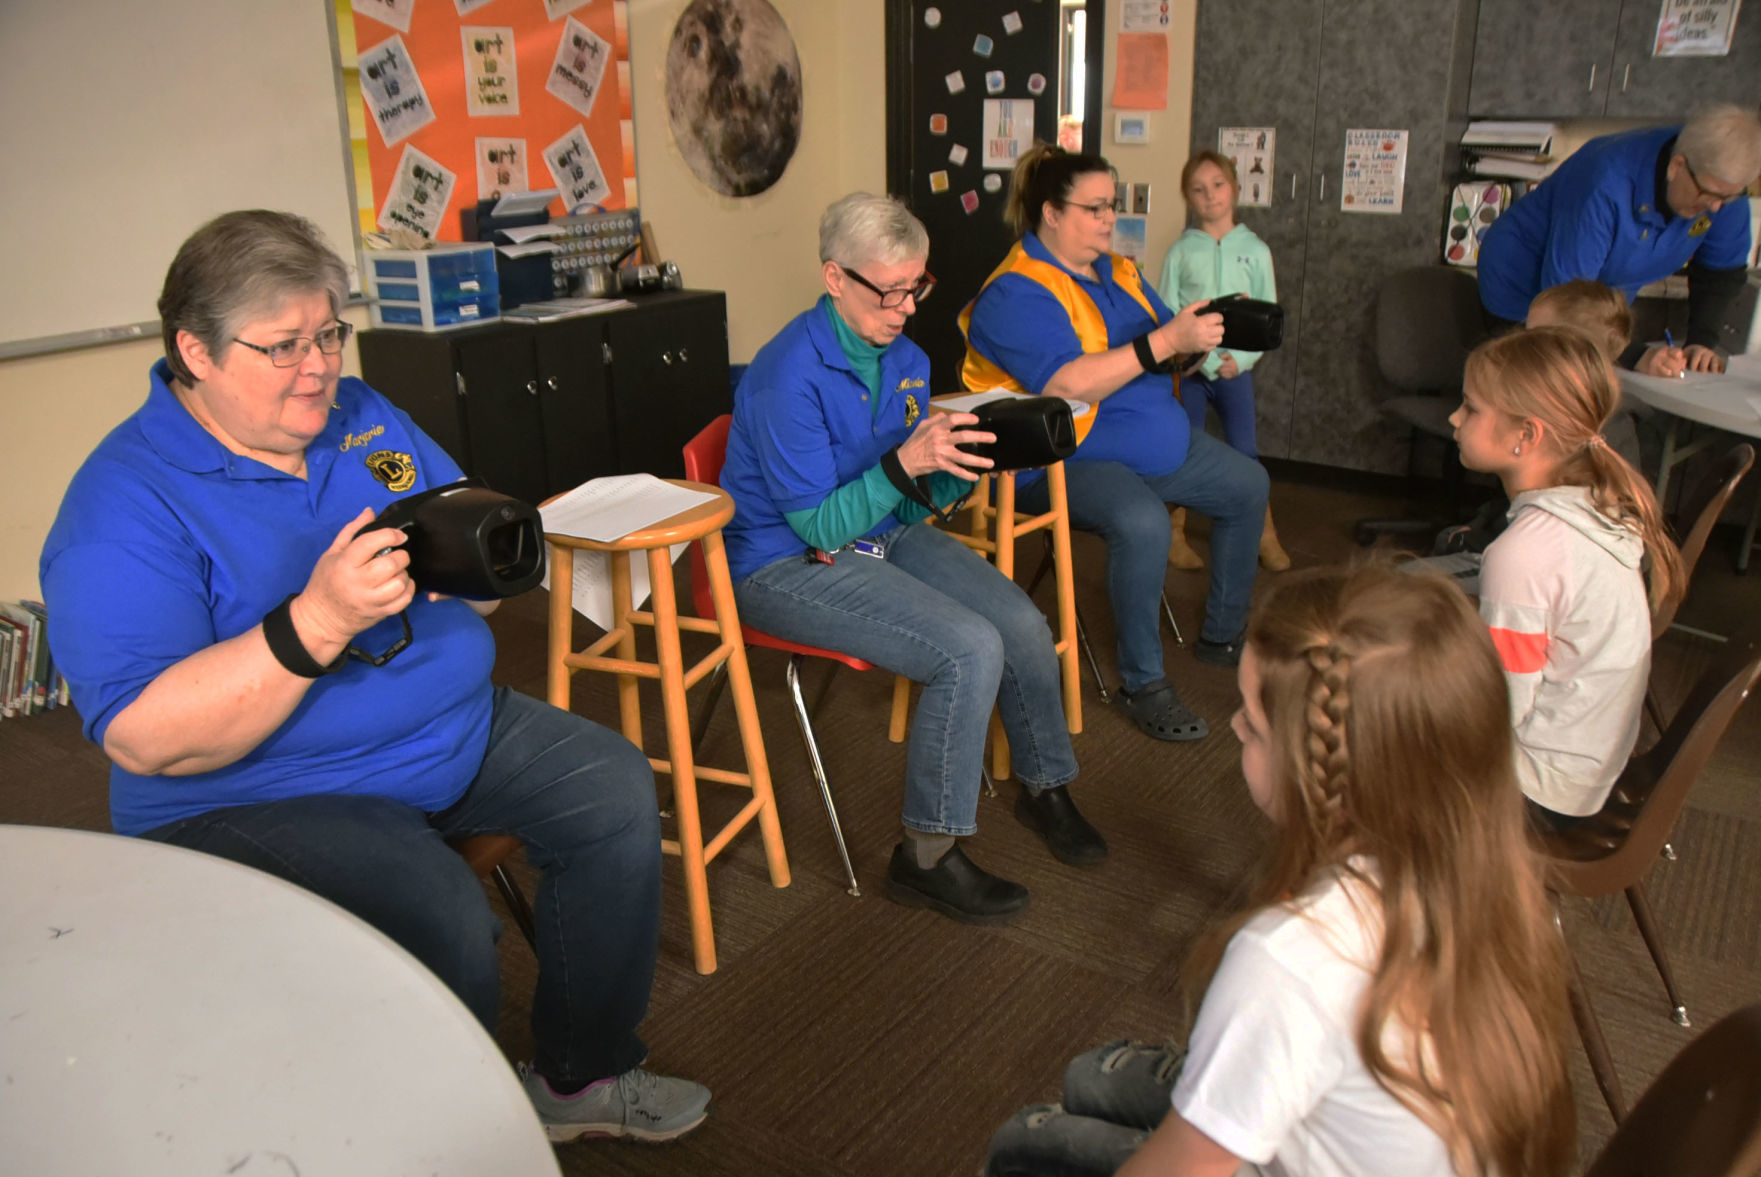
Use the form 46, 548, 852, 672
3, 473, 1756, 1175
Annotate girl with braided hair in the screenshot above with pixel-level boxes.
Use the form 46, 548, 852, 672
986, 563, 1575, 1177
1450, 326, 1683, 825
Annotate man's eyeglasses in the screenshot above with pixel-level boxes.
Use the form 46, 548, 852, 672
1682, 158, 1746, 206
234, 322, 355, 367
1059, 199, 1118, 220
840, 266, 936, 308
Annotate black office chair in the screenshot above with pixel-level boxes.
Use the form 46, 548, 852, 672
1355, 266, 1490, 546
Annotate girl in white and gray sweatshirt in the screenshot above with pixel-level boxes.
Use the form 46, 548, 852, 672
1449, 327, 1683, 821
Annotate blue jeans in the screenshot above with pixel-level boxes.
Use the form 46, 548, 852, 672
1184, 370, 1259, 459
141, 686, 661, 1085
1021, 435, 1268, 691
987, 1041, 1184, 1177
733, 521, 1077, 836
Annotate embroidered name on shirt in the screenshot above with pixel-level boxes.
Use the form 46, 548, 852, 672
341, 424, 387, 452
365, 449, 417, 491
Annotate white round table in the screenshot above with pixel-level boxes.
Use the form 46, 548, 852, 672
0, 824, 560, 1176
1619, 364, 1761, 571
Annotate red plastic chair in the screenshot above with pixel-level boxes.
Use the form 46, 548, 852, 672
681, 415, 908, 897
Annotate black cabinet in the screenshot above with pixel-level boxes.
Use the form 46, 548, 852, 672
1468, 0, 1761, 118
357, 290, 730, 504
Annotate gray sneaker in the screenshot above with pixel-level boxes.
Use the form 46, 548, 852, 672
519, 1063, 711, 1143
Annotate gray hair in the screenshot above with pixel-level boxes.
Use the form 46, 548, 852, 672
818, 193, 929, 268
1677, 103, 1761, 188
159, 210, 350, 385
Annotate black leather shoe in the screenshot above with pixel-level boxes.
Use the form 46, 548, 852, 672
884, 843, 1030, 925
1014, 786, 1108, 866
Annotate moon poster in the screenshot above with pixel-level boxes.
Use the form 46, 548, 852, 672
340, 0, 635, 239
664, 0, 803, 198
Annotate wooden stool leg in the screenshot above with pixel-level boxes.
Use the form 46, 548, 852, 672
990, 473, 1016, 781
1048, 462, 1082, 733
647, 548, 716, 975
702, 530, 790, 889
612, 552, 642, 747
547, 541, 574, 710
888, 676, 910, 743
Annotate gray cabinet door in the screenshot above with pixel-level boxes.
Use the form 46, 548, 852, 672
1605, 0, 1761, 117
1467, 0, 1622, 117
1189, 0, 1324, 459
1292, 0, 1470, 473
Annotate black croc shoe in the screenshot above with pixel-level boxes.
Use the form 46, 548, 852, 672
884, 843, 1030, 925
1116, 681, 1209, 741
1015, 785, 1108, 866
1193, 632, 1245, 668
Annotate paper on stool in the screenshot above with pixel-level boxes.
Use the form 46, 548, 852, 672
548, 545, 686, 633
539, 474, 716, 630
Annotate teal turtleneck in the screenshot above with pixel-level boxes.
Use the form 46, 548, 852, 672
781, 297, 964, 552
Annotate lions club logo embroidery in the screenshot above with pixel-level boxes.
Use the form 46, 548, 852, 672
1689, 215, 1711, 237
904, 394, 921, 427
365, 449, 417, 492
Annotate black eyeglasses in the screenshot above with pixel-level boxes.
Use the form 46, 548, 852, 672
1058, 199, 1118, 219
1682, 158, 1745, 205
233, 322, 355, 367
839, 266, 936, 308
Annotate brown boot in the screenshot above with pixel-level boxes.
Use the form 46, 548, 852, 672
1168, 508, 1204, 570
1259, 506, 1291, 571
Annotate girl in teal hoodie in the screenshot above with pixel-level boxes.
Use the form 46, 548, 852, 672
1159, 151, 1289, 570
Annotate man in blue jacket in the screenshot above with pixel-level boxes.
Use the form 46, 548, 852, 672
1477, 104, 1760, 376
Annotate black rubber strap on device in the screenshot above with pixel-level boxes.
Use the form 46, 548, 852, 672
263, 593, 345, 678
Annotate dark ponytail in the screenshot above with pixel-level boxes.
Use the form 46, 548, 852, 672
1004, 142, 1115, 238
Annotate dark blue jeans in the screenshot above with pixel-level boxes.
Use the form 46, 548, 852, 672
141, 685, 661, 1085
734, 522, 1077, 835
1021, 436, 1269, 690
1183, 370, 1260, 459
987, 1041, 1184, 1177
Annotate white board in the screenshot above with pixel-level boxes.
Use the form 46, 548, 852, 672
0, 1, 357, 356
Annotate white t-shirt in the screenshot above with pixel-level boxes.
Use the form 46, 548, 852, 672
1171, 866, 1454, 1177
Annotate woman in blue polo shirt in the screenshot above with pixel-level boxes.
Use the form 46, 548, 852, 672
961, 144, 1269, 743
1477, 104, 1760, 376
722, 193, 1106, 926
39, 210, 707, 1145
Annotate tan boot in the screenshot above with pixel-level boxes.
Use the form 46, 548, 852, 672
1259, 505, 1291, 572
1168, 508, 1204, 570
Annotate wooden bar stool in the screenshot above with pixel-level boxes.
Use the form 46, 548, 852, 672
543, 481, 789, 975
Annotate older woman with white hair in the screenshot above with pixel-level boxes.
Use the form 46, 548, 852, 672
1478, 102, 1761, 375
720, 193, 1106, 925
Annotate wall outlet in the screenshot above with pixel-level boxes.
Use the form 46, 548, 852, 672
1130, 183, 1151, 215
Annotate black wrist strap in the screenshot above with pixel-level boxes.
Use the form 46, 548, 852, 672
1132, 333, 1159, 373
880, 446, 972, 527
263, 593, 345, 678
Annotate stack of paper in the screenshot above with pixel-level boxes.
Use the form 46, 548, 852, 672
539, 474, 718, 631
1461, 121, 1558, 153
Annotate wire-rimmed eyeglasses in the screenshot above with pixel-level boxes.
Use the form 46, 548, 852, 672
233, 322, 355, 367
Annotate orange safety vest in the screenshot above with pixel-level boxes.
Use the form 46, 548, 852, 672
957, 243, 1170, 446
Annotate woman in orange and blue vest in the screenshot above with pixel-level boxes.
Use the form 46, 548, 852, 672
961, 144, 1269, 743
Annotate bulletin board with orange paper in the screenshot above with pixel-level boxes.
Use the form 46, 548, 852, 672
344, 0, 635, 242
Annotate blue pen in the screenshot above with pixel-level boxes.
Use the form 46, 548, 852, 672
1664, 329, 1684, 377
